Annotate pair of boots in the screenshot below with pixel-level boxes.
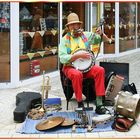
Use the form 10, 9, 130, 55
78, 96, 107, 115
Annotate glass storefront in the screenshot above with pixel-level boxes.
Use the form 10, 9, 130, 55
137, 3, 140, 48
104, 2, 115, 54
1, 2, 140, 88
91, 3, 100, 54
19, 2, 58, 80
119, 3, 136, 52
92, 3, 99, 29
0, 2, 10, 82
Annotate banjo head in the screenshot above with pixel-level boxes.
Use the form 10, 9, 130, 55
72, 49, 95, 73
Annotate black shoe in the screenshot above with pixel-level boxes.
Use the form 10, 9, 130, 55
95, 105, 108, 115
78, 101, 84, 108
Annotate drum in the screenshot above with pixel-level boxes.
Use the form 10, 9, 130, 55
115, 91, 140, 119
72, 49, 95, 73
105, 74, 124, 104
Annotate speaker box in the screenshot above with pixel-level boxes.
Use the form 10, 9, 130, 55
100, 62, 129, 87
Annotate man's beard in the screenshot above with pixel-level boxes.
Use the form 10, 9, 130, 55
71, 28, 83, 38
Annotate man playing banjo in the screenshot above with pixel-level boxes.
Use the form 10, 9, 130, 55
59, 12, 112, 114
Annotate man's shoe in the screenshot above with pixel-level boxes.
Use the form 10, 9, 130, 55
78, 101, 84, 108
95, 105, 108, 115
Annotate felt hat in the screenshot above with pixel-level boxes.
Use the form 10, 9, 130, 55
65, 13, 82, 27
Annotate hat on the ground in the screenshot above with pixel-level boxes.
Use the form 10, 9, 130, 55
65, 13, 82, 27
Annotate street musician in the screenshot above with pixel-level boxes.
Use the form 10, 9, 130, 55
59, 12, 112, 114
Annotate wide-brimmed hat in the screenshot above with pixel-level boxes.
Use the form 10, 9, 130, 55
65, 13, 82, 27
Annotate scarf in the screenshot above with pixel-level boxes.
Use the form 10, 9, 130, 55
65, 32, 89, 54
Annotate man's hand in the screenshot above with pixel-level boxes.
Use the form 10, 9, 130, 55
76, 51, 91, 59
96, 27, 103, 36
70, 51, 91, 62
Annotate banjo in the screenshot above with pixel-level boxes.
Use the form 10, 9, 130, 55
72, 48, 95, 73
71, 18, 104, 73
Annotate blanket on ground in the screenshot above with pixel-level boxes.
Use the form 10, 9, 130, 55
17, 111, 113, 134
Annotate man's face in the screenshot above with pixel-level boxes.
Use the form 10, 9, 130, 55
68, 23, 81, 31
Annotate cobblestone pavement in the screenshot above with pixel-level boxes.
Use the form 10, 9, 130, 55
0, 51, 140, 139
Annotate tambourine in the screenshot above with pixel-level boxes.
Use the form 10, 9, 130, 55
92, 114, 112, 126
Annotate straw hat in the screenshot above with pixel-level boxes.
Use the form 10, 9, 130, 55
65, 13, 82, 27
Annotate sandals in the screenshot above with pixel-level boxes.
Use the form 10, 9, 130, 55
112, 117, 135, 132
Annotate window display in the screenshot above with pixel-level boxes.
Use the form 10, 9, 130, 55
92, 3, 100, 54
137, 3, 140, 48
104, 2, 115, 54
19, 3, 58, 80
92, 3, 98, 28
0, 2, 10, 32
0, 2, 10, 82
119, 3, 136, 52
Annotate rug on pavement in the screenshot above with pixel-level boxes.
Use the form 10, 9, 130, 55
17, 111, 114, 134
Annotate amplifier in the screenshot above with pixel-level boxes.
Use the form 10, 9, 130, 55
105, 75, 124, 103
100, 62, 129, 86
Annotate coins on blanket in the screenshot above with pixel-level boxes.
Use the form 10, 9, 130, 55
36, 116, 64, 131
28, 108, 45, 120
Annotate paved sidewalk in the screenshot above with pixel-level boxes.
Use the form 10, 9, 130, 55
0, 51, 140, 139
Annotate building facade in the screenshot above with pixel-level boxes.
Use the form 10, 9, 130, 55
0, 2, 140, 89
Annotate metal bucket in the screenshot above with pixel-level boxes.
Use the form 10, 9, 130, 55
115, 91, 140, 119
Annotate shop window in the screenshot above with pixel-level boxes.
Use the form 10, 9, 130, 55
92, 3, 98, 28
19, 3, 58, 80
137, 3, 140, 48
92, 3, 100, 55
119, 3, 136, 52
103, 2, 115, 54
0, 2, 10, 82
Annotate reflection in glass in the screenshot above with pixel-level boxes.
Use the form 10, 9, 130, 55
137, 3, 140, 48
92, 3, 100, 55
104, 2, 115, 54
92, 3, 98, 28
0, 2, 10, 82
19, 3, 58, 80
119, 3, 136, 52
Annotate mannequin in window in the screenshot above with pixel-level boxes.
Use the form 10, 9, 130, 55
46, 11, 56, 30
30, 8, 43, 52
30, 8, 42, 31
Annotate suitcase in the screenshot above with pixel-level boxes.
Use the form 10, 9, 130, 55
13, 91, 41, 123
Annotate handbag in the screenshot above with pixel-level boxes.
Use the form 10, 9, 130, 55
123, 83, 137, 94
